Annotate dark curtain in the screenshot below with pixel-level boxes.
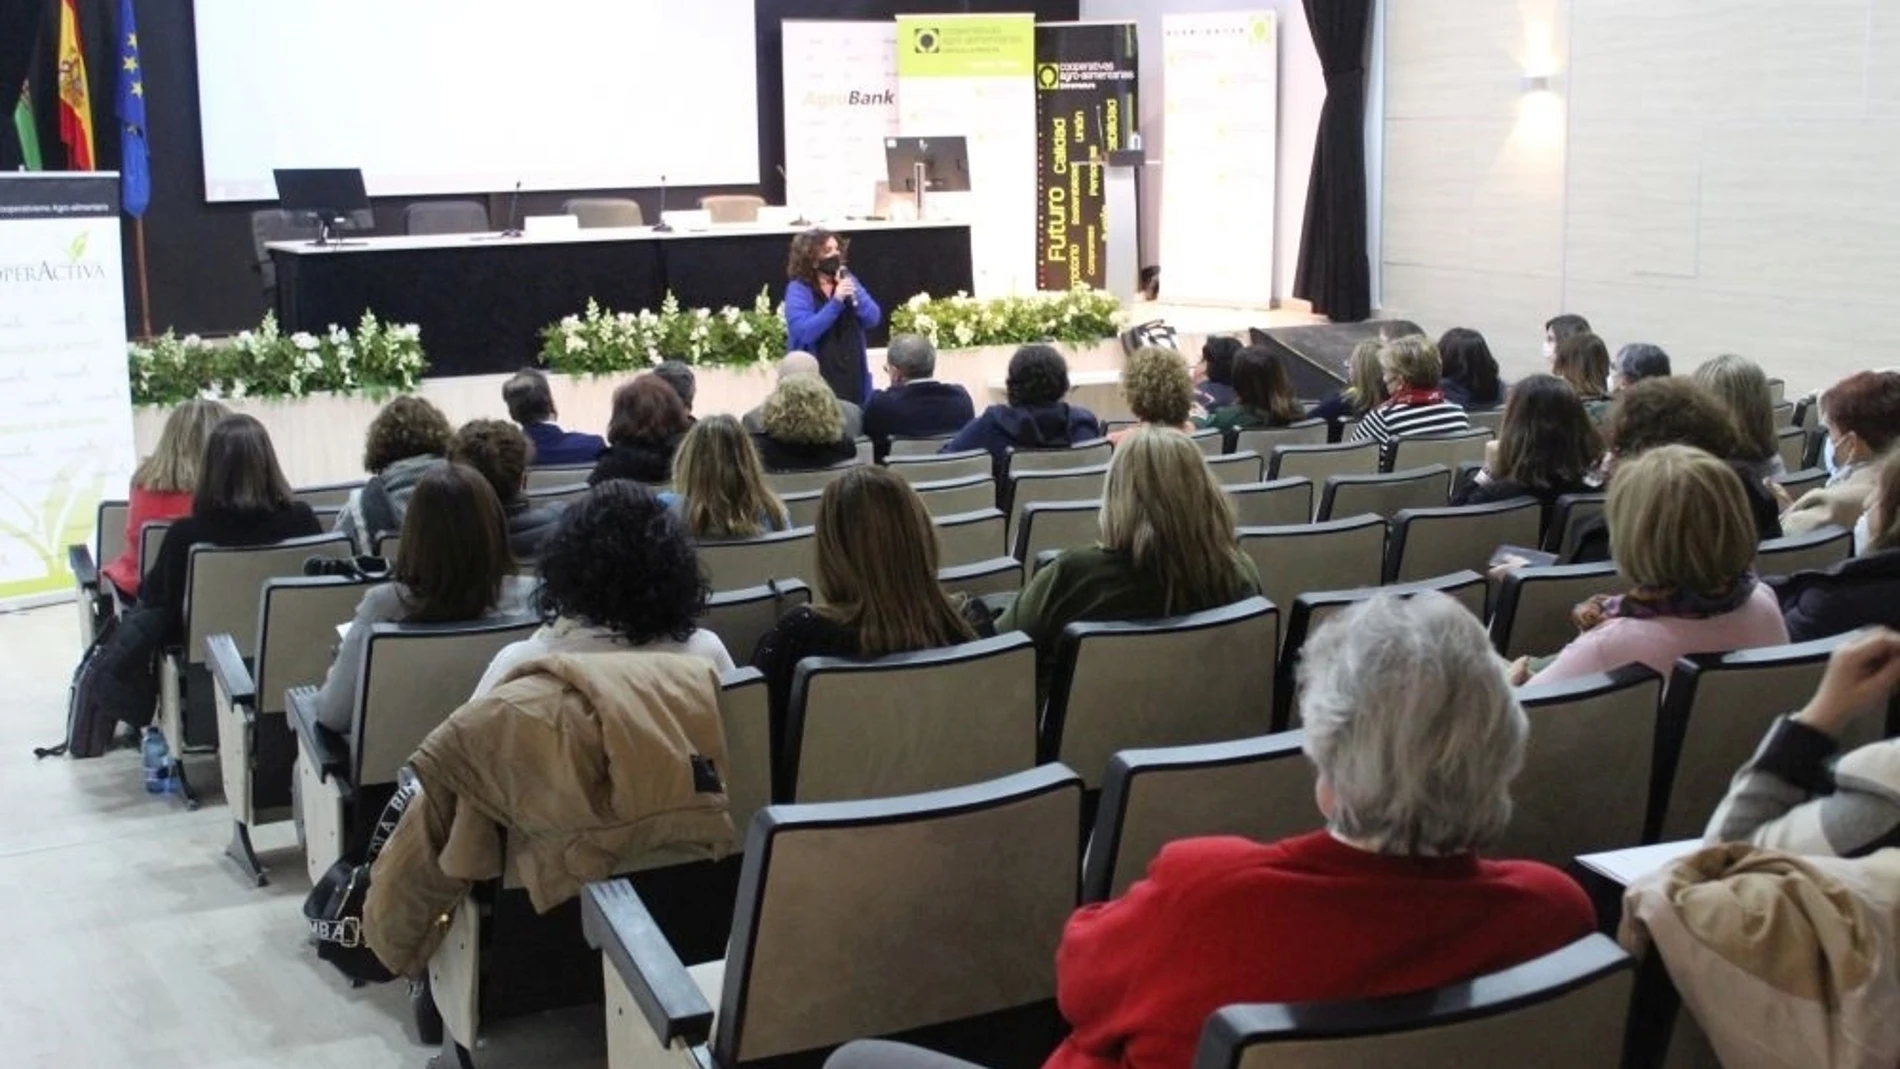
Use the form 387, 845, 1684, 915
1292, 0, 1374, 323
0, 0, 53, 170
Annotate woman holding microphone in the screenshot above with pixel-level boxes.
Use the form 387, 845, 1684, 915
784, 228, 883, 404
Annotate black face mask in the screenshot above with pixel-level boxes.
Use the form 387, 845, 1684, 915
817, 254, 843, 276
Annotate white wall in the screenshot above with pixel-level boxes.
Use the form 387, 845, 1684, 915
1078, 0, 1329, 303
1381, 0, 1900, 394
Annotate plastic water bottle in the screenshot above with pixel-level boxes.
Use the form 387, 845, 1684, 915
142, 728, 170, 794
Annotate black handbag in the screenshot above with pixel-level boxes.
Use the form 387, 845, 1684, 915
303, 771, 420, 985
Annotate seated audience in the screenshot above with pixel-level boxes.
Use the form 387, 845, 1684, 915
502, 368, 604, 467
999, 428, 1260, 692
660, 414, 790, 538
336, 396, 452, 555
1044, 592, 1594, 1069
589, 374, 691, 486
1544, 313, 1592, 360
1696, 354, 1784, 482
1522, 445, 1789, 686
102, 398, 229, 599
1348, 335, 1471, 447
1612, 343, 1672, 392
751, 466, 979, 733
1774, 454, 1900, 640
942, 344, 1105, 474
1779, 370, 1900, 535
475, 479, 734, 695
1194, 345, 1305, 439
743, 351, 863, 440
1451, 373, 1601, 521
1192, 336, 1243, 412
449, 419, 562, 561
141, 415, 321, 642
1438, 327, 1504, 409
1705, 627, 1900, 857
1307, 338, 1389, 430
1109, 347, 1196, 446
1553, 331, 1613, 419
754, 373, 860, 472
314, 463, 533, 733
860, 333, 976, 459
651, 359, 697, 419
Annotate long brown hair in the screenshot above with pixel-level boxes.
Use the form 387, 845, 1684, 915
1554, 332, 1611, 401
786, 227, 844, 289
135, 398, 230, 493
1231, 347, 1306, 424
392, 462, 517, 622
193, 415, 295, 515
1098, 428, 1252, 616
673, 415, 788, 538
1496, 374, 1601, 490
607, 375, 691, 447
813, 467, 975, 656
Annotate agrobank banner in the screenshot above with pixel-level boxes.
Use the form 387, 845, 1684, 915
1034, 23, 1138, 291
782, 20, 899, 222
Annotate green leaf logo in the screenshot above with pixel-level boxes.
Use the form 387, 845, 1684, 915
67, 232, 89, 262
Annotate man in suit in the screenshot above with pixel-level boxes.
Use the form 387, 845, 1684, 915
743, 351, 863, 440
503, 368, 606, 466
861, 334, 976, 460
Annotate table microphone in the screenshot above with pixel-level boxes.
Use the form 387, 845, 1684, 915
652, 173, 673, 233
502, 180, 523, 238
777, 164, 810, 226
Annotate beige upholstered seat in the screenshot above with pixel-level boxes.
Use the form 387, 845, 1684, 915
939, 558, 1024, 600
1204, 450, 1265, 486
1014, 500, 1099, 563
1005, 438, 1112, 476
885, 435, 960, 459
1232, 419, 1328, 458
291, 480, 364, 509
1753, 525, 1853, 577
699, 194, 766, 223
698, 528, 817, 592
1384, 427, 1491, 474
1267, 439, 1380, 491
1488, 562, 1623, 659
525, 464, 598, 491
1007, 464, 1110, 548
1316, 465, 1451, 522
909, 475, 998, 517
934, 509, 1008, 569
1776, 426, 1807, 473
1224, 478, 1315, 528
1238, 515, 1387, 627
1044, 598, 1279, 788
1775, 467, 1826, 498
403, 200, 490, 235
563, 197, 645, 228
779, 490, 823, 528
1465, 407, 1507, 434
1189, 428, 1225, 457
94, 500, 131, 572
73, 500, 132, 645
525, 482, 589, 509
763, 462, 861, 497
1502, 666, 1664, 866
787, 633, 1038, 802
700, 581, 813, 667
1545, 493, 1606, 557
1083, 733, 1318, 901
1385, 498, 1542, 583
854, 438, 876, 466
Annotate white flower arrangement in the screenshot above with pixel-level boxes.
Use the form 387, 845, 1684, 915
128, 310, 429, 406
890, 286, 1123, 350
539, 288, 787, 375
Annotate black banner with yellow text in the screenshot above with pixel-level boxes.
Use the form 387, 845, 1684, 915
1034, 23, 1137, 291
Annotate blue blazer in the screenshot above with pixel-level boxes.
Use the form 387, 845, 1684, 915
522, 421, 606, 467
785, 277, 882, 403
862, 380, 977, 457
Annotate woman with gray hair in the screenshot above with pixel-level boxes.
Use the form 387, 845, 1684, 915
1044, 592, 1594, 1069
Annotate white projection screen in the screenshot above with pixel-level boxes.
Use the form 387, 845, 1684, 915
193, 0, 760, 202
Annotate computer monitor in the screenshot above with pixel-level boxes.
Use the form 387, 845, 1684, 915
273, 168, 372, 243
884, 137, 972, 193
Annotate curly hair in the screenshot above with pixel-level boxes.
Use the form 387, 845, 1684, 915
1122, 346, 1194, 426
786, 227, 843, 288
363, 395, 453, 474
533, 480, 709, 644
1601, 377, 1740, 460
449, 419, 532, 506
1005, 344, 1070, 407
761, 374, 845, 445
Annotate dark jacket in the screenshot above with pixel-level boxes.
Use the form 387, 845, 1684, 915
140, 503, 323, 641
505, 499, 563, 561
942, 402, 1105, 477
1771, 549, 1900, 642
861, 380, 977, 458
1451, 473, 1597, 537
522, 421, 607, 467
588, 437, 680, 487
1194, 381, 1238, 412
753, 433, 858, 473
1442, 377, 1506, 410
1566, 461, 1781, 564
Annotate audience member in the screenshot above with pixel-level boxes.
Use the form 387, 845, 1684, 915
1307, 338, 1389, 429
1438, 327, 1504, 409
754, 374, 859, 471
743, 351, 864, 440
660, 414, 790, 538
1544, 313, 1593, 360
1522, 446, 1788, 686
1774, 454, 1900, 641
1194, 346, 1305, 439
1705, 627, 1900, 857
502, 368, 604, 466
1552, 331, 1613, 418
860, 334, 975, 459
1612, 343, 1672, 392
101, 398, 229, 599
942, 344, 1104, 474
1109, 347, 1195, 446
1779, 370, 1900, 535
999, 428, 1260, 693
1695, 354, 1784, 482
1044, 592, 1594, 1069
1349, 335, 1471, 447
589, 375, 691, 486
784, 227, 882, 404
336, 396, 452, 555
449, 419, 562, 561
1451, 373, 1601, 521
314, 463, 532, 733
1193, 336, 1243, 412
651, 359, 698, 418
475, 479, 733, 695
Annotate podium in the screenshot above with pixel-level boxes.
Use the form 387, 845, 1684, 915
1105, 150, 1146, 303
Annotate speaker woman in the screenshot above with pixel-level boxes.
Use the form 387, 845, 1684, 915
784, 228, 883, 405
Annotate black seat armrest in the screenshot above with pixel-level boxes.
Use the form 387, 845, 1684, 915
204, 633, 255, 716
583, 879, 715, 1050
287, 685, 351, 792
68, 545, 98, 589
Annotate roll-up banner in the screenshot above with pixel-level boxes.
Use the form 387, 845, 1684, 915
782, 19, 900, 222
1033, 22, 1138, 292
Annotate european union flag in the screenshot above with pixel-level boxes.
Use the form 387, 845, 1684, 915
117, 0, 148, 217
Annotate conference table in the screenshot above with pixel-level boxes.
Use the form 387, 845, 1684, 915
268, 220, 974, 378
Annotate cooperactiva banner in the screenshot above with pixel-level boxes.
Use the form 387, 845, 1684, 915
1034, 23, 1138, 292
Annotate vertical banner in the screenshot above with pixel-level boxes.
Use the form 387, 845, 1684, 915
0, 173, 136, 607
1159, 12, 1278, 307
895, 14, 1035, 297
781, 20, 899, 222
1034, 22, 1138, 292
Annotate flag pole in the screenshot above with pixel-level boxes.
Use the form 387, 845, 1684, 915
133, 215, 152, 339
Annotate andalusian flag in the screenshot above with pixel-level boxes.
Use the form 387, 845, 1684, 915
11, 84, 39, 170
58, 0, 95, 170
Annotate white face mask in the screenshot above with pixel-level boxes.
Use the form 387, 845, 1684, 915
1542, 339, 1556, 361
1855, 509, 1874, 555
1824, 433, 1840, 477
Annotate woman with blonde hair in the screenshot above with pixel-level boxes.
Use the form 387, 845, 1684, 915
1110, 347, 1194, 446
102, 398, 230, 598
751, 466, 979, 724
1694, 354, 1783, 482
999, 426, 1260, 686
1308, 338, 1389, 431
1521, 445, 1787, 686
661, 415, 790, 538
1349, 334, 1470, 448
754, 373, 859, 472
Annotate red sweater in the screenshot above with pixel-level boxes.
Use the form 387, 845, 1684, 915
1045, 832, 1595, 1069
100, 486, 194, 598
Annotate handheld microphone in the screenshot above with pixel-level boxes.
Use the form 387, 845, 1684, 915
652, 173, 673, 233
838, 265, 855, 305
502, 180, 523, 238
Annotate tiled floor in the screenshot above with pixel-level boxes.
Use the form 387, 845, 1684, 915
0, 604, 603, 1068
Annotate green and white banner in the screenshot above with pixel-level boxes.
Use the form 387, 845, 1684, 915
1034, 22, 1138, 291
0, 173, 137, 606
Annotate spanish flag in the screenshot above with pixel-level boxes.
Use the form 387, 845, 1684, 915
58, 0, 95, 170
